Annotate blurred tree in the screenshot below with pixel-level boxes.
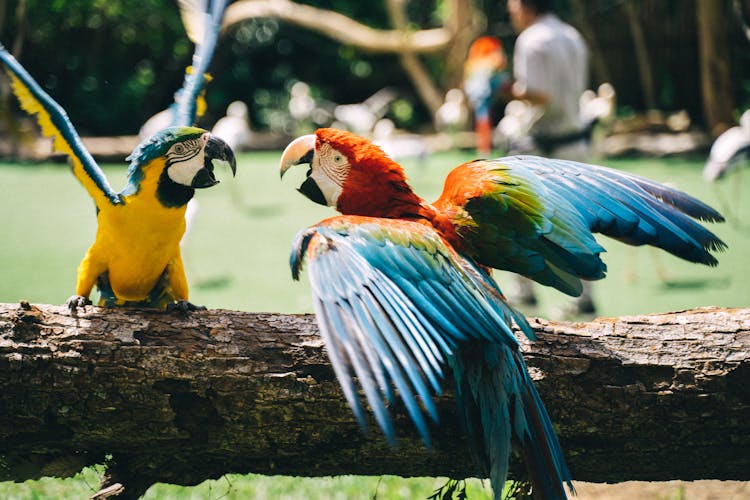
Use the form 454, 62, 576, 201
697, 0, 735, 137
1, 0, 191, 135
1, 0, 749, 136
222, 0, 482, 116
621, 0, 655, 110
569, 0, 611, 85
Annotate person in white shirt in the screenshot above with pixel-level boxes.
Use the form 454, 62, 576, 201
506, 0, 596, 315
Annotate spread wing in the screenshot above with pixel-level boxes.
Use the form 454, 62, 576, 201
0, 44, 120, 208
171, 0, 228, 127
290, 215, 529, 445
434, 155, 726, 296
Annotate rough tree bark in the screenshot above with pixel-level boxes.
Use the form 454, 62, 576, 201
1, 303, 748, 499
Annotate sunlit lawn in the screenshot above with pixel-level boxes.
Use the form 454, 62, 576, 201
0, 469, 494, 499
1, 150, 747, 317
0, 149, 748, 498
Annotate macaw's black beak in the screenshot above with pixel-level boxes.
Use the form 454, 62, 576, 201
193, 135, 237, 189
298, 176, 327, 206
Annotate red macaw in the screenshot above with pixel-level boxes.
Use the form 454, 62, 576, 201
464, 36, 509, 155
279, 128, 725, 499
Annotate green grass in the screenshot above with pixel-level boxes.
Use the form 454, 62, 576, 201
0, 471, 494, 499
1, 151, 747, 317
0, 151, 748, 498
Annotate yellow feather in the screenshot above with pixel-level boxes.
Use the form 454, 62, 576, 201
7, 71, 76, 159
5, 69, 113, 208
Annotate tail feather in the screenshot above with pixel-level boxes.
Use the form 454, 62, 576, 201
512, 351, 573, 499
452, 342, 572, 500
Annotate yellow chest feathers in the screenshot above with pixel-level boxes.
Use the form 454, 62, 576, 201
90, 160, 190, 299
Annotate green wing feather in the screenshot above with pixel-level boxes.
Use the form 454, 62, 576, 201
435, 156, 725, 296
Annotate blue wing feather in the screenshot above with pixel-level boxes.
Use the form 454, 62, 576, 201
292, 216, 572, 497
452, 155, 725, 296
171, 0, 228, 127
507, 155, 726, 257
292, 217, 529, 434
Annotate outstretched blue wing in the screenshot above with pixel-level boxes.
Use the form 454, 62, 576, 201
290, 215, 572, 497
0, 44, 120, 207
436, 155, 726, 296
290, 215, 525, 445
171, 0, 228, 127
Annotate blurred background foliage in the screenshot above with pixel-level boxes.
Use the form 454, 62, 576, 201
0, 0, 749, 135
0, 0, 436, 134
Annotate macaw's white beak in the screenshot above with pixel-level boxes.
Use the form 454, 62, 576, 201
279, 134, 316, 179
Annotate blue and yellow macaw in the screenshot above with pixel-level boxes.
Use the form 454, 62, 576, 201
280, 128, 726, 499
0, 0, 235, 311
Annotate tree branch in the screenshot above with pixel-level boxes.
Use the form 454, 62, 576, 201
384, 0, 444, 115
1, 303, 748, 496
223, 0, 453, 54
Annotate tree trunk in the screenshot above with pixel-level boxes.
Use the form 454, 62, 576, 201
440, 0, 482, 91
570, 0, 611, 85
621, 0, 657, 109
385, 0, 445, 116
1, 303, 748, 499
697, 0, 736, 137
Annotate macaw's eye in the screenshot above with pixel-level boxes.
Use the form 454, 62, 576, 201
334, 155, 343, 163
174, 144, 185, 154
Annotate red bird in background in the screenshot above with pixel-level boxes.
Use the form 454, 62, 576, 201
463, 36, 509, 155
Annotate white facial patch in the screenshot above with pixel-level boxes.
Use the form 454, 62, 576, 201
166, 139, 204, 186
310, 168, 343, 206
313, 143, 349, 206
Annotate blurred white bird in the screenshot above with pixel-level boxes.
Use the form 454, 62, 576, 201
493, 99, 543, 151
435, 88, 469, 133
139, 107, 174, 142
372, 118, 428, 163
289, 81, 316, 121
703, 109, 750, 181
333, 87, 397, 134
288, 81, 334, 132
211, 100, 252, 152
580, 82, 616, 128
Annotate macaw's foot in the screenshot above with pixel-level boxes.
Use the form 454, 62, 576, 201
166, 300, 207, 315
66, 295, 92, 312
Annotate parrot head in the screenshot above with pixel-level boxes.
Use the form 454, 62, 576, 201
465, 36, 507, 73
126, 126, 237, 205
279, 128, 419, 216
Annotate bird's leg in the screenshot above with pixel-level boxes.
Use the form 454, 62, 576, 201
650, 248, 670, 282
66, 295, 92, 312
624, 247, 638, 284
166, 300, 207, 315
511, 275, 538, 307
712, 183, 738, 228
